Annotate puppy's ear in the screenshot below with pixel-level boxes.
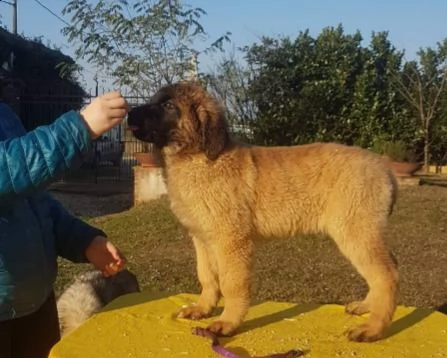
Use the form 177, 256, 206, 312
198, 105, 229, 161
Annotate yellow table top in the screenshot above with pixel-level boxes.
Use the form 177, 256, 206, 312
50, 291, 447, 358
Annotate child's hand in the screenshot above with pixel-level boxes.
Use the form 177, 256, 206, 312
85, 236, 127, 277
80, 91, 128, 139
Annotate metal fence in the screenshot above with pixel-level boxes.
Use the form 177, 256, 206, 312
19, 93, 149, 184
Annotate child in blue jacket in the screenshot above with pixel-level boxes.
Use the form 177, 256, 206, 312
0, 86, 129, 358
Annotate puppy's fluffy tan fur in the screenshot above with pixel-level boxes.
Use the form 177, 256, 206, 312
56, 269, 140, 336
128, 82, 399, 342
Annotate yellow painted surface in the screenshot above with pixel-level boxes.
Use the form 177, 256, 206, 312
50, 292, 447, 358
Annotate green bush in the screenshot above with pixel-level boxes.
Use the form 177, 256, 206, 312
371, 137, 415, 162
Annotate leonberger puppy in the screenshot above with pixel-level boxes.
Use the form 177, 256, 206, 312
57, 269, 140, 336
127, 82, 399, 342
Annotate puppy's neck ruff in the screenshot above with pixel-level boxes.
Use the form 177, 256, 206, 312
162, 138, 236, 164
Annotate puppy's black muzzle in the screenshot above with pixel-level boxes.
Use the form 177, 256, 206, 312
127, 104, 165, 145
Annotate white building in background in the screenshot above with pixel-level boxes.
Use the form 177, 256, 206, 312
185, 51, 199, 81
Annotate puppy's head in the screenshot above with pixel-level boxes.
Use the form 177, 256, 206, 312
127, 82, 229, 160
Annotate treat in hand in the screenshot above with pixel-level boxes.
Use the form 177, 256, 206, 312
80, 91, 129, 139
85, 236, 126, 277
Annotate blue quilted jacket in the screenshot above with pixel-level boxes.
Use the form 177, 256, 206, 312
0, 103, 105, 321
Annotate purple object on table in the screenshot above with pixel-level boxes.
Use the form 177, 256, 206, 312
192, 327, 305, 358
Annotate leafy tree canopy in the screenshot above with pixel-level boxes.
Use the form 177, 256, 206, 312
62, 0, 231, 96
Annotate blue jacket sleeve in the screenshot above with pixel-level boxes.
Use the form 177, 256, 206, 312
45, 193, 106, 263
0, 106, 92, 204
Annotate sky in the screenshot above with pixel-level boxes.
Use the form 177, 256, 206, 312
1, 0, 446, 93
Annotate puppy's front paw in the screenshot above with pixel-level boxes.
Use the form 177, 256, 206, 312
177, 304, 212, 320
347, 323, 384, 342
345, 300, 370, 316
206, 320, 238, 336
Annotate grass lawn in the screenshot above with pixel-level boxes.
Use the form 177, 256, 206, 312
54, 183, 447, 312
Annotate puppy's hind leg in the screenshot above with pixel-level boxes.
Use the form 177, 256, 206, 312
331, 223, 398, 342
178, 236, 221, 320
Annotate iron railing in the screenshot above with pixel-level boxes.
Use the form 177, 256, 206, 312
19, 93, 149, 184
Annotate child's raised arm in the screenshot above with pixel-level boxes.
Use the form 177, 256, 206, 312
0, 92, 128, 204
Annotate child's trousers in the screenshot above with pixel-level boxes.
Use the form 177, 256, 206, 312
0, 292, 60, 358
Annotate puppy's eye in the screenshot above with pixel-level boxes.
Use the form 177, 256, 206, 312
162, 101, 176, 111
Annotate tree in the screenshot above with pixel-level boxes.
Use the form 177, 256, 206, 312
236, 26, 431, 153
203, 48, 256, 141
429, 98, 447, 168
348, 31, 415, 148
62, 0, 231, 96
244, 32, 315, 145
394, 39, 447, 171
244, 25, 365, 145
0, 28, 86, 129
